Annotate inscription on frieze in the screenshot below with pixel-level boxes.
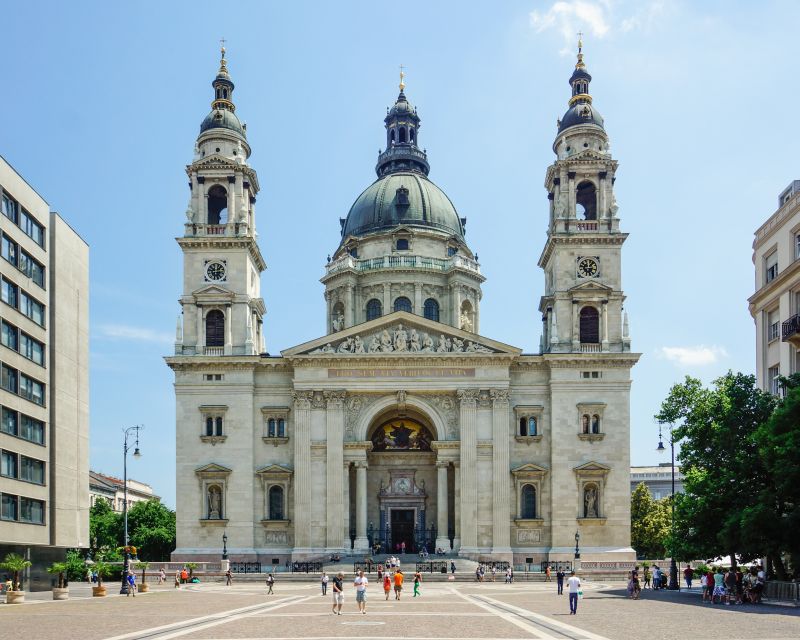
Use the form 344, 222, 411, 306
328, 367, 475, 379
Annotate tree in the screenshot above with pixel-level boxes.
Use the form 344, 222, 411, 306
631, 483, 671, 558
127, 499, 176, 561
655, 372, 777, 568
0, 553, 32, 591
89, 499, 122, 558
47, 562, 68, 589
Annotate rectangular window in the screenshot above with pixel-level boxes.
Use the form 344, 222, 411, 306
20, 210, 45, 248
766, 252, 779, 283
1, 233, 18, 267
1, 407, 18, 436
1, 450, 18, 478
1, 320, 18, 351
18, 250, 45, 288
1, 193, 18, 224
19, 497, 44, 524
1, 278, 18, 308
1, 364, 17, 393
20, 333, 45, 366
20, 291, 45, 327
1, 493, 17, 520
769, 365, 780, 395
796, 234, 800, 260
20, 414, 44, 445
19, 373, 45, 406
20, 456, 45, 484
768, 309, 780, 341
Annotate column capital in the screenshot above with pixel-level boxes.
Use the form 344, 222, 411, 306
292, 390, 314, 410
490, 388, 510, 405
436, 460, 450, 470
457, 389, 479, 407
354, 460, 368, 470
324, 390, 347, 408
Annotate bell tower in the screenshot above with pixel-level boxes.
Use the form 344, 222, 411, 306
175, 45, 267, 357
539, 39, 631, 354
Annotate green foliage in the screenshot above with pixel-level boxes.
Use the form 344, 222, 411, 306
185, 562, 198, 579
89, 499, 122, 557
655, 372, 778, 566
47, 562, 68, 588
64, 550, 87, 581
89, 559, 113, 587
0, 553, 32, 590
631, 483, 671, 558
127, 500, 176, 561
135, 561, 150, 582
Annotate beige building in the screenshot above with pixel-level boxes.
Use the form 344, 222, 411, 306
168, 46, 639, 566
749, 180, 800, 394
0, 155, 89, 590
630, 464, 684, 501
89, 471, 157, 512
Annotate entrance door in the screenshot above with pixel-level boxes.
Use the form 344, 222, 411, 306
391, 509, 415, 553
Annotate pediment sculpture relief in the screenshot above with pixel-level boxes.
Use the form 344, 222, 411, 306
308, 323, 495, 355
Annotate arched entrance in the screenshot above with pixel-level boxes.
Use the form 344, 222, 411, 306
365, 410, 440, 554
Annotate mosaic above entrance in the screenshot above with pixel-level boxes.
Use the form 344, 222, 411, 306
371, 418, 433, 452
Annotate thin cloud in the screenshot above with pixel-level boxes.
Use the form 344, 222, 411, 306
657, 345, 728, 367
97, 324, 173, 345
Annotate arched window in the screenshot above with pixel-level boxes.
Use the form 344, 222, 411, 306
424, 298, 440, 322
591, 414, 601, 434
519, 417, 527, 436
268, 418, 276, 438
396, 238, 409, 250
399, 127, 407, 143
521, 484, 536, 519
579, 306, 599, 344
575, 181, 597, 220
277, 419, 286, 438
394, 297, 412, 313
582, 414, 590, 434
207, 185, 228, 225
528, 416, 537, 436
206, 417, 214, 436
409, 128, 415, 142
390, 130, 396, 143
206, 310, 225, 347
222, 88, 228, 99
215, 417, 223, 436
269, 486, 284, 520
366, 299, 382, 321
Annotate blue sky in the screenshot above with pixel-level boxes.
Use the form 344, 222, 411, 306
1, 0, 794, 507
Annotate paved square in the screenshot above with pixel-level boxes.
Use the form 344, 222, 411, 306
2, 580, 799, 640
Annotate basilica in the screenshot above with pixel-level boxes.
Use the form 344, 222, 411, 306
167, 42, 639, 566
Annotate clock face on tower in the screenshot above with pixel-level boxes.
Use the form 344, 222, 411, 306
205, 261, 227, 282
577, 257, 599, 278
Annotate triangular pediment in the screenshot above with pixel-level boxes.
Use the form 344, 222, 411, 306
255, 464, 293, 476
192, 284, 235, 301
282, 311, 521, 357
195, 463, 232, 475
573, 461, 611, 472
569, 280, 613, 294
192, 154, 238, 169
511, 463, 549, 476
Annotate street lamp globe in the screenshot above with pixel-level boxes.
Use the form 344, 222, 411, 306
133, 447, 142, 459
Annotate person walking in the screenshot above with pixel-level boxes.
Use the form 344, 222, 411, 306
413, 570, 422, 597
126, 570, 136, 597
556, 569, 565, 595
683, 566, 693, 590
226, 568, 232, 586
643, 565, 651, 589
174, 569, 181, 589
383, 572, 392, 600
393, 569, 404, 600
354, 569, 368, 614
180, 568, 188, 584
321, 572, 329, 596
450, 561, 456, 576
545, 565, 552, 582
158, 568, 166, 585
266, 573, 275, 595
567, 571, 581, 615
332, 571, 344, 615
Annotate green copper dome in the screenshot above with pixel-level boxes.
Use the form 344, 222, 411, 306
341, 172, 464, 240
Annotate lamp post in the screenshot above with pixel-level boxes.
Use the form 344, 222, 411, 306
222, 532, 228, 560
120, 425, 142, 594
574, 530, 581, 571
657, 423, 679, 590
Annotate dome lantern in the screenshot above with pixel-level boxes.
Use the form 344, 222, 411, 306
557, 37, 605, 134
376, 68, 430, 177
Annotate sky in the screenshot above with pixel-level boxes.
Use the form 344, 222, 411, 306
1, 0, 795, 508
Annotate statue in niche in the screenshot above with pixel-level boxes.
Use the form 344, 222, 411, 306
409, 329, 421, 352
368, 335, 381, 353
421, 333, 434, 352
609, 192, 619, 216
380, 329, 394, 352
459, 310, 473, 332
394, 324, 408, 351
353, 335, 365, 353
555, 190, 567, 217
584, 485, 598, 518
208, 485, 222, 519
332, 313, 345, 332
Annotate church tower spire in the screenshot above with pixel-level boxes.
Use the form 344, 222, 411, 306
538, 43, 630, 354
376, 69, 430, 177
174, 45, 267, 357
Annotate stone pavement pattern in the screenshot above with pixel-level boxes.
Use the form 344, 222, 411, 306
3, 580, 799, 640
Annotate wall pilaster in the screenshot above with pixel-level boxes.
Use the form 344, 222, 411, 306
491, 389, 511, 555
457, 389, 479, 553
325, 391, 346, 550
292, 391, 313, 550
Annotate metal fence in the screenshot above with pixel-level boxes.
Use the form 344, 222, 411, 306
231, 562, 262, 574
415, 561, 449, 574
764, 581, 800, 602
291, 561, 323, 574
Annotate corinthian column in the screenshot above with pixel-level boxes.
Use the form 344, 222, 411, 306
491, 389, 511, 556
354, 461, 369, 552
343, 462, 351, 549
292, 391, 313, 552
435, 461, 450, 552
457, 389, 479, 554
325, 391, 346, 551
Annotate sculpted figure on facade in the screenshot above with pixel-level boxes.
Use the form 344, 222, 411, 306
353, 335, 365, 353
421, 333, 434, 352
368, 335, 381, 353
393, 324, 408, 351
409, 329, 421, 352
584, 485, 598, 518
207, 485, 222, 519
459, 310, 473, 332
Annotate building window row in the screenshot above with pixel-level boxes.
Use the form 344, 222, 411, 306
1, 190, 46, 248
205, 416, 223, 437
0, 406, 45, 444
581, 414, 602, 433
1, 319, 45, 366
0, 492, 45, 524
266, 418, 286, 439
1, 362, 46, 406
765, 252, 779, 284
1, 277, 46, 327
1, 233, 45, 289
365, 297, 441, 322
0, 449, 45, 484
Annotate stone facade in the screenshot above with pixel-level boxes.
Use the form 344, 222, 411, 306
168, 47, 638, 566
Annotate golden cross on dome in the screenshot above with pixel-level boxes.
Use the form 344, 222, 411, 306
220, 37, 227, 58
399, 64, 405, 91
577, 31, 583, 53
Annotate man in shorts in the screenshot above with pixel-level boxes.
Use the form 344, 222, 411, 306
331, 571, 344, 615
393, 569, 404, 600
354, 569, 368, 614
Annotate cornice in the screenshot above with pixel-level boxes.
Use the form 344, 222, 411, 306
164, 355, 292, 372
538, 233, 628, 268
543, 353, 640, 369
176, 236, 267, 272
748, 257, 800, 313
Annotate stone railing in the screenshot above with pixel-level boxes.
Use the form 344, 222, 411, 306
579, 343, 601, 353
325, 254, 481, 277
204, 346, 224, 356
